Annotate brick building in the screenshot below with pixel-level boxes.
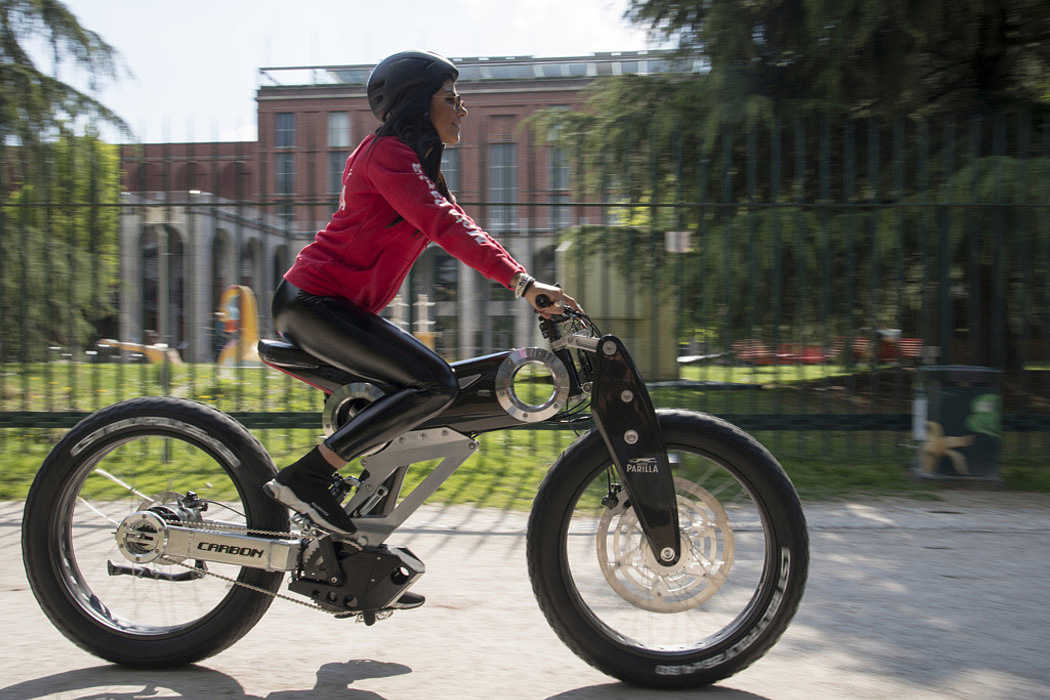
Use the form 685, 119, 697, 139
118, 51, 698, 362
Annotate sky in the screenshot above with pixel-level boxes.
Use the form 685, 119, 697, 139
56, 0, 660, 143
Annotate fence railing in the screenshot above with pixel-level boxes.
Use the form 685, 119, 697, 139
1, 112, 1048, 478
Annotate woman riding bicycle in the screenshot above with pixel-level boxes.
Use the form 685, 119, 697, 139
264, 50, 579, 537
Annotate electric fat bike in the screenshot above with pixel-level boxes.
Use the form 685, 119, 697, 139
21, 297, 808, 688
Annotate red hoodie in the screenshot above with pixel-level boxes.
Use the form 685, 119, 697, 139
285, 134, 525, 314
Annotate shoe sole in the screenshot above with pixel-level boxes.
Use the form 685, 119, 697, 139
263, 479, 357, 537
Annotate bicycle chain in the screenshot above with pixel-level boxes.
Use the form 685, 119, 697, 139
173, 558, 335, 613
167, 519, 361, 617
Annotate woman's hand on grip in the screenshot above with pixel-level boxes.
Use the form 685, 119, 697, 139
525, 282, 581, 318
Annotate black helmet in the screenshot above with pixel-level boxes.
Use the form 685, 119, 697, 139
367, 50, 459, 122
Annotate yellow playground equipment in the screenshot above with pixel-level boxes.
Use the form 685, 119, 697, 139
97, 337, 184, 365
216, 285, 261, 367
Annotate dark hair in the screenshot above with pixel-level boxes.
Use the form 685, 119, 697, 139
374, 73, 454, 199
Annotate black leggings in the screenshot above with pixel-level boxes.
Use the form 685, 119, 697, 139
272, 279, 458, 461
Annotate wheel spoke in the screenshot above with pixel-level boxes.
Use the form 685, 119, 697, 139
92, 467, 154, 502
75, 496, 121, 526
64, 440, 243, 631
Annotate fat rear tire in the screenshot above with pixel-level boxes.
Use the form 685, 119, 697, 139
22, 397, 288, 667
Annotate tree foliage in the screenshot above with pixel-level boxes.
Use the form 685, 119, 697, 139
625, 0, 1050, 117
0, 0, 126, 146
532, 1, 1050, 367
1, 132, 121, 361
1, 1, 125, 361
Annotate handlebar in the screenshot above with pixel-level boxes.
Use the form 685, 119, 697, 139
534, 293, 596, 399
534, 293, 586, 323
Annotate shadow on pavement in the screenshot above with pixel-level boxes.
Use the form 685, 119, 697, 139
0, 659, 412, 700
547, 682, 771, 699
268, 659, 411, 698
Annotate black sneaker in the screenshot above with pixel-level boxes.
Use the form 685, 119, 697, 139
263, 459, 358, 537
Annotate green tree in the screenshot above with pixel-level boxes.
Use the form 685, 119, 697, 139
536, 1, 1050, 368
625, 0, 1050, 117
0, 0, 125, 146
0, 1, 126, 361
1, 132, 122, 362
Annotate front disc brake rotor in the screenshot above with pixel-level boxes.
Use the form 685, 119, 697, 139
596, 476, 735, 612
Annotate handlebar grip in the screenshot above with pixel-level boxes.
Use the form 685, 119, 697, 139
535, 293, 552, 308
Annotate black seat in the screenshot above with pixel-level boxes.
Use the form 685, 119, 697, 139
257, 338, 323, 369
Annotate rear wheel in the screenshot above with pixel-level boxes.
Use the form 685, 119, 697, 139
21, 397, 288, 667
527, 409, 808, 688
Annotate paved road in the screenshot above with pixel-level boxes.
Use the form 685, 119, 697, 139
2, 492, 1050, 700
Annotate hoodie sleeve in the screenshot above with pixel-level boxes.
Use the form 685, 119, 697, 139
366, 138, 525, 288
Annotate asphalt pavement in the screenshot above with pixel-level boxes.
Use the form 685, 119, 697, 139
2, 492, 1049, 700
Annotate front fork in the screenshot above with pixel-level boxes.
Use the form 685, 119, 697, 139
589, 335, 681, 566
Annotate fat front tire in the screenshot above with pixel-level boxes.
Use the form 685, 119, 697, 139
21, 397, 288, 667
527, 409, 808, 688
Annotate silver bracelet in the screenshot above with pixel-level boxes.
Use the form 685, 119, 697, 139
513, 273, 535, 299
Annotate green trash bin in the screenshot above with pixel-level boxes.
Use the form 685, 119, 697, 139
912, 365, 1002, 484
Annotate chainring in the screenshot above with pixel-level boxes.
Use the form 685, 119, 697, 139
298, 539, 333, 581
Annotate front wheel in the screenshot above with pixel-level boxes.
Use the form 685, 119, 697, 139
527, 409, 808, 688
21, 397, 289, 667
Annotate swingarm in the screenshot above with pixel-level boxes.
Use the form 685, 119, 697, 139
113, 509, 302, 572
111, 507, 425, 617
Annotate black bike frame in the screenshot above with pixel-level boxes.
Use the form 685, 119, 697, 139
257, 317, 681, 563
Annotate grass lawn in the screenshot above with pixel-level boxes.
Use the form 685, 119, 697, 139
2, 360, 1047, 506
3, 421, 1047, 507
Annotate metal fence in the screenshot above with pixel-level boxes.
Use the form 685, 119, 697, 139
1, 111, 1048, 480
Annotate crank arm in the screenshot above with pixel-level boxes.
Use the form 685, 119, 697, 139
589, 335, 681, 565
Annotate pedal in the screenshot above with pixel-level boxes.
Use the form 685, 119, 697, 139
334, 591, 423, 624
342, 609, 394, 625
329, 472, 359, 503
291, 513, 364, 548
391, 591, 425, 609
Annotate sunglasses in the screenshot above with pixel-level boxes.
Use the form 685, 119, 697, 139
447, 94, 466, 111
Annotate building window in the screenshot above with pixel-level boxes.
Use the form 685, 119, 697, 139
549, 146, 570, 230
273, 113, 294, 223
277, 205, 294, 227
441, 148, 459, 193
551, 193, 570, 231
275, 113, 295, 148
327, 112, 350, 148
488, 143, 516, 232
275, 151, 295, 226
327, 112, 350, 195
549, 147, 569, 190
328, 151, 345, 194
275, 153, 295, 195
